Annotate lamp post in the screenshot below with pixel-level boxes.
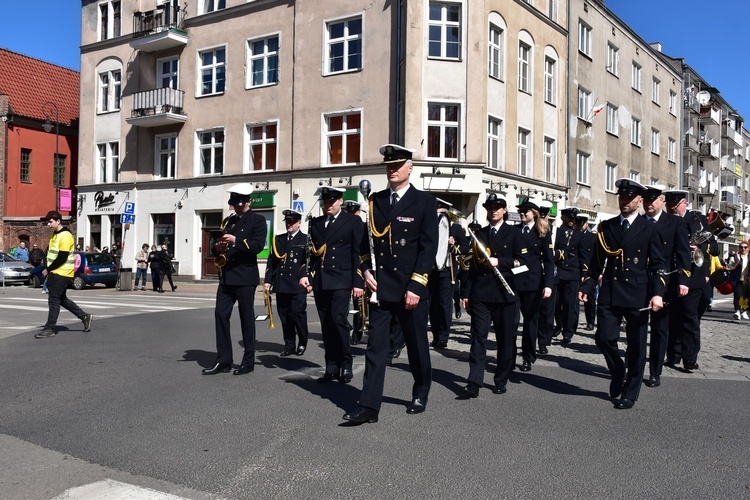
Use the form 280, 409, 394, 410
42, 101, 60, 212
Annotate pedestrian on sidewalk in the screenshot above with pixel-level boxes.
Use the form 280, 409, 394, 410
135, 243, 149, 291
148, 245, 162, 292
159, 245, 177, 292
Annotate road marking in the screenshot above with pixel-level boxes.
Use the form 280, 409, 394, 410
51, 479, 192, 499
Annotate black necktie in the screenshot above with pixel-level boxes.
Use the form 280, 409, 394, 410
622, 219, 630, 231
650, 217, 656, 223
288, 234, 293, 242
523, 226, 530, 235
391, 192, 399, 207
326, 216, 335, 228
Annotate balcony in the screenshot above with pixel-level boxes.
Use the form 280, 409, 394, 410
684, 95, 700, 114
126, 88, 187, 127
130, 5, 187, 52
683, 132, 699, 153
682, 173, 699, 193
699, 139, 719, 159
723, 122, 743, 147
720, 190, 742, 210
699, 105, 721, 125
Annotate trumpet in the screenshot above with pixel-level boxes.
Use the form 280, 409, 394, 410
263, 288, 277, 329
689, 230, 713, 268
359, 288, 370, 335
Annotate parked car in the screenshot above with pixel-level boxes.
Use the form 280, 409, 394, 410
72, 252, 119, 290
0, 252, 33, 285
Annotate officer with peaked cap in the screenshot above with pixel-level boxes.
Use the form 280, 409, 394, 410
300, 186, 364, 384
553, 206, 590, 344
575, 213, 597, 331
264, 208, 310, 357
203, 183, 268, 376
535, 199, 557, 355
579, 178, 666, 409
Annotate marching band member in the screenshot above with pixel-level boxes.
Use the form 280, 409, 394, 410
264, 209, 310, 357
343, 200, 367, 345
535, 201, 557, 355
429, 198, 456, 349
575, 213, 597, 332
553, 207, 590, 344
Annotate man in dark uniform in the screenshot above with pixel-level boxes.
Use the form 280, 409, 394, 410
575, 213, 597, 331
642, 186, 691, 388
300, 187, 364, 384
343, 144, 438, 423
343, 200, 367, 346
264, 209, 310, 357
664, 190, 718, 372
429, 197, 457, 349
459, 193, 524, 398
579, 179, 666, 409
536, 201, 556, 355
554, 207, 590, 344
203, 183, 268, 376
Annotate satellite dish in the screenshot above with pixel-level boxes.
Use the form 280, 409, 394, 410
697, 91, 711, 105
743, 218, 749, 229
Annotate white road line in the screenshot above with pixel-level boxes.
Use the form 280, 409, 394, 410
51, 479, 191, 500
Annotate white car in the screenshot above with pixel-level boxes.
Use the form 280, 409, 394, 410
0, 252, 33, 285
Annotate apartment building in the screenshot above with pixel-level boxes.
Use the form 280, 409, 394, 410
78, 0, 568, 279
567, 0, 682, 221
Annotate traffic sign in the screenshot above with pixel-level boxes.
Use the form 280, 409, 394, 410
120, 213, 136, 224
292, 200, 304, 214
124, 201, 136, 214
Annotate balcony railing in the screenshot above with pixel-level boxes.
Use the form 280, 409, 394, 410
126, 88, 187, 127
130, 5, 187, 52
699, 105, 721, 124
723, 122, 743, 147
683, 173, 699, 192
699, 139, 719, 159
684, 132, 699, 153
684, 95, 700, 114
721, 190, 742, 209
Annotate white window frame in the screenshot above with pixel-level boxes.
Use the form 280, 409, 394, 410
630, 170, 641, 183
631, 117, 642, 146
488, 23, 503, 80
606, 104, 618, 135
428, 2, 461, 60
196, 128, 225, 176
518, 42, 531, 93
650, 177, 659, 186
323, 111, 362, 166
668, 137, 676, 163
605, 162, 617, 192
98, 69, 121, 113
544, 57, 556, 104
247, 34, 280, 88
197, 46, 227, 97
652, 78, 660, 104
578, 87, 592, 122
607, 43, 619, 76
631, 62, 642, 92
651, 128, 660, 155
426, 102, 460, 161
157, 56, 179, 89
96, 141, 119, 184
155, 134, 177, 179
547, 0, 557, 22
517, 128, 531, 177
543, 137, 556, 183
578, 21, 592, 57
245, 121, 278, 171
576, 151, 590, 186
669, 90, 677, 116
199, 0, 225, 15
325, 16, 363, 75
487, 115, 503, 170
98, 0, 121, 42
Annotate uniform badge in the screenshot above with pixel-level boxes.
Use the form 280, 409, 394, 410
396, 217, 414, 222
633, 257, 639, 265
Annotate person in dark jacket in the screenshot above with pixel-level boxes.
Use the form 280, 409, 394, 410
159, 245, 177, 292
147, 245, 162, 292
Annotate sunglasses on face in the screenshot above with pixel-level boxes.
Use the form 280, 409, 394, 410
741, 246, 748, 249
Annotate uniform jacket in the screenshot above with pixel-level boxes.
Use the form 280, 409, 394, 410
361, 184, 438, 301
650, 211, 691, 297
449, 222, 469, 276
461, 222, 524, 303
681, 210, 719, 289
554, 226, 590, 281
303, 211, 364, 291
265, 232, 308, 294
514, 224, 554, 292
581, 214, 666, 309
217, 209, 267, 286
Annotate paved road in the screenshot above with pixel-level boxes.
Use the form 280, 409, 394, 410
0, 284, 748, 499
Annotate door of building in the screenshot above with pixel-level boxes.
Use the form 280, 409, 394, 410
201, 212, 223, 279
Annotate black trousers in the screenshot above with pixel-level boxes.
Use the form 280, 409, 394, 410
595, 304, 648, 401
584, 288, 597, 326
557, 279, 579, 339
314, 289, 352, 374
45, 273, 87, 328
518, 289, 543, 363
428, 267, 454, 344
648, 304, 671, 377
150, 269, 162, 291
359, 299, 431, 411
467, 300, 516, 389
276, 292, 309, 351
669, 287, 701, 364
537, 286, 556, 347
214, 283, 256, 367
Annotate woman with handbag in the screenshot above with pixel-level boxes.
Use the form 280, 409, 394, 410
159, 245, 177, 292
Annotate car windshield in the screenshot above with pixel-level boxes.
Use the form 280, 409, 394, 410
0, 252, 19, 262
86, 253, 114, 265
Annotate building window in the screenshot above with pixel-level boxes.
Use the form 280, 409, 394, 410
152, 214, 176, 256
631, 62, 642, 92
99, 1, 121, 41
547, 0, 557, 21
669, 90, 677, 115
668, 137, 676, 163
517, 128, 531, 177
199, 47, 226, 96
427, 103, 460, 160
157, 57, 179, 89
199, 0, 225, 14
650, 177, 659, 186
607, 43, 619, 76
576, 151, 590, 185
605, 162, 617, 192
325, 112, 361, 166
98, 69, 121, 113
631, 117, 641, 146
428, 2, 461, 59
578, 87, 592, 121
518, 42, 531, 93
97, 142, 119, 183
326, 17, 362, 74
652, 78, 660, 104
651, 128, 660, 155
487, 116, 503, 170
606, 104, 618, 135
247, 122, 278, 170
488, 24, 503, 80
630, 170, 640, 183
156, 134, 177, 179
543, 137, 556, 183
53, 154, 66, 188
544, 57, 556, 104
247, 35, 279, 87
578, 21, 592, 57
20, 148, 31, 183
198, 129, 224, 175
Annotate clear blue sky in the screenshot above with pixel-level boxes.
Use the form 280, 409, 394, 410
0, 0, 748, 120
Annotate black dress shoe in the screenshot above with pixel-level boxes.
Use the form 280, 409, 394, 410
459, 383, 480, 399
317, 371, 337, 383
609, 379, 623, 399
520, 361, 532, 372
233, 365, 254, 375
434, 340, 448, 349
585, 323, 594, 331
280, 350, 293, 357
644, 375, 660, 387
492, 385, 507, 394
561, 336, 572, 344
683, 361, 700, 371
538, 345, 549, 356
340, 368, 353, 384
343, 406, 379, 424
391, 348, 402, 359
202, 363, 232, 375
614, 398, 635, 410
406, 398, 426, 414
350, 332, 362, 345
296, 345, 306, 356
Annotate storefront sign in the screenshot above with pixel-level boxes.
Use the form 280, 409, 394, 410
249, 192, 275, 208
94, 191, 117, 211
59, 189, 72, 211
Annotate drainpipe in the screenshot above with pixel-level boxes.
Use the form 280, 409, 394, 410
395, 0, 404, 142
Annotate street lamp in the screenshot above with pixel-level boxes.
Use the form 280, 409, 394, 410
42, 101, 60, 211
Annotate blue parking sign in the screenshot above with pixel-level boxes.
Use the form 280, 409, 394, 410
124, 201, 135, 214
